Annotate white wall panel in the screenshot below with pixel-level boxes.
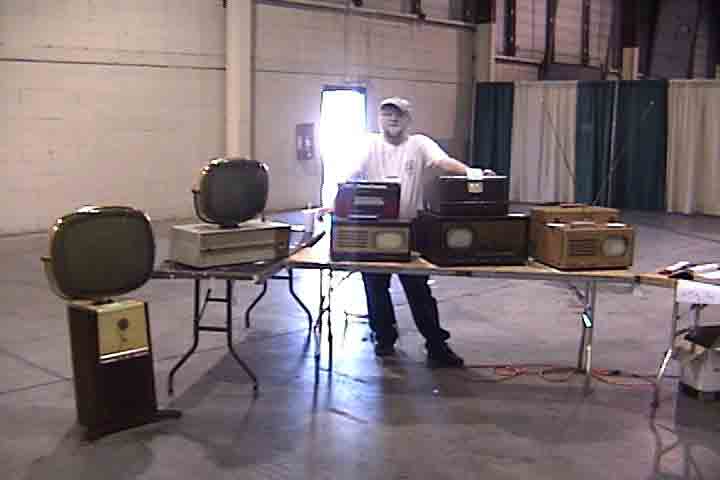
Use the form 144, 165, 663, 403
1, 62, 223, 234
254, 72, 333, 210
0, 0, 225, 234
0, 1, 224, 67
255, 7, 468, 83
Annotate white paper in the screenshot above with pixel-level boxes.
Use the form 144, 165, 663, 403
466, 167, 485, 180
699, 270, 720, 280
690, 263, 719, 273
676, 279, 720, 305
302, 208, 316, 235
664, 261, 690, 272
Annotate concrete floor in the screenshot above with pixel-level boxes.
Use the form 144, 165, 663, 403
2, 209, 720, 479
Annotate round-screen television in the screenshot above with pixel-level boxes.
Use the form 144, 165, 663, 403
42, 206, 155, 301
193, 157, 269, 227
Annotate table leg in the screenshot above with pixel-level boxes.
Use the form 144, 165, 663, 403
576, 281, 597, 395
692, 303, 702, 328
653, 300, 680, 407
576, 283, 589, 371
287, 268, 313, 330
168, 279, 204, 395
244, 281, 268, 328
168, 279, 260, 394
327, 269, 334, 369
577, 325, 588, 371
315, 269, 325, 362
313, 268, 335, 369
227, 280, 259, 391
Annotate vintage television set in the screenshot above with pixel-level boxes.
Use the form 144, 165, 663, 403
330, 180, 410, 262
193, 157, 269, 227
330, 218, 412, 262
334, 181, 401, 220
424, 175, 509, 217
530, 204, 634, 270
413, 211, 529, 266
42, 206, 180, 441
169, 157, 290, 268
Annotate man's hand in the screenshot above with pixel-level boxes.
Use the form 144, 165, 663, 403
316, 206, 334, 221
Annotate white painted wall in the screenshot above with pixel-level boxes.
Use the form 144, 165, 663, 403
0, 1, 225, 234
254, 3, 474, 210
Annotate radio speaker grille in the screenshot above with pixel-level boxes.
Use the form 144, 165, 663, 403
568, 239, 597, 257
336, 229, 370, 248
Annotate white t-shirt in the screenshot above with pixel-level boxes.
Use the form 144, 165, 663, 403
351, 133, 450, 219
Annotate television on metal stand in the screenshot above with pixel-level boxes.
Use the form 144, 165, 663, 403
42, 206, 181, 441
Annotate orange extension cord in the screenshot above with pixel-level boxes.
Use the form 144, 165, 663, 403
458, 363, 657, 388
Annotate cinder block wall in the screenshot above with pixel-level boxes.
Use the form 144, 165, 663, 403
254, 3, 474, 210
1, 1, 475, 233
0, 1, 225, 234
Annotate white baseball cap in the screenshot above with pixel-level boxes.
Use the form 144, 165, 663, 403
379, 97, 412, 115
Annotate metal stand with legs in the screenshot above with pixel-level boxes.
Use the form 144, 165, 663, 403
155, 258, 311, 396
315, 268, 339, 368
653, 301, 681, 408
168, 279, 259, 395
653, 297, 706, 408
244, 281, 268, 328
314, 268, 362, 370
576, 281, 597, 395
288, 269, 314, 329
244, 269, 313, 330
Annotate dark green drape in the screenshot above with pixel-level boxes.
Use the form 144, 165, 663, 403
472, 82, 514, 175
575, 81, 615, 205
611, 80, 668, 210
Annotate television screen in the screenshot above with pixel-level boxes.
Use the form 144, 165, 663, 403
194, 158, 269, 227
44, 206, 155, 301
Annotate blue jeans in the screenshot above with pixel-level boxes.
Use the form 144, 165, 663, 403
361, 273, 450, 348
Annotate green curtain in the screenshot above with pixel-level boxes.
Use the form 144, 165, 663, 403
575, 81, 615, 205
611, 80, 668, 210
472, 82, 514, 175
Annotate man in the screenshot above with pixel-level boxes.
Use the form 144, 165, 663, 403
347, 96, 494, 367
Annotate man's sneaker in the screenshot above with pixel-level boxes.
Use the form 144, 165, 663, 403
374, 342, 396, 357
427, 343, 464, 368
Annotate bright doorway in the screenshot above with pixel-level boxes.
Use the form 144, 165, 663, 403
319, 87, 367, 207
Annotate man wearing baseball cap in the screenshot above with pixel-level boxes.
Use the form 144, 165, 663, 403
347, 96, 494, 367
